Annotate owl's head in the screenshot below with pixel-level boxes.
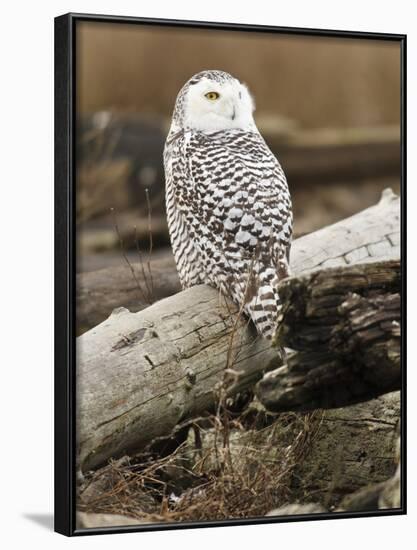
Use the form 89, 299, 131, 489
170, 70, 256, 133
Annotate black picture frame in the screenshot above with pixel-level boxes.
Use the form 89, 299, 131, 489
54, 12, 407, 537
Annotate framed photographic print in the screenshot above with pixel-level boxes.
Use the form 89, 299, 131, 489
55, 12, 406, 536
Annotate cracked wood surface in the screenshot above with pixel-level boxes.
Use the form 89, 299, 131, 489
284, 391, 400, 510
77, 287, 278, 471
77, 189, 400, 471
256, 260, 401, 412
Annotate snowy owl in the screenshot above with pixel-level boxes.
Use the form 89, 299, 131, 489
164, 70, 292, 339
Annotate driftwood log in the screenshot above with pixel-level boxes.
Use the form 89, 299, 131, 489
273, 125, 400, 185
77, 254, 180, 333
266, 392, 400, 515
77, 189, 400, 472
256, 260, 401, 412
292, 392, 400, 509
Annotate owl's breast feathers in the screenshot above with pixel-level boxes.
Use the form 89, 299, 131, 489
164, 128, 292, 338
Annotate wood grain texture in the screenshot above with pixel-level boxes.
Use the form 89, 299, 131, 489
256, 261, 400, 412
264, 392, 400, 513
77, 254, 180, 333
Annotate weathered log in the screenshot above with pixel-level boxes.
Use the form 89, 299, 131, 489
336, 429, 401, 512
290, 391, 400, 509
76, 512, 143, 529
77, 189, 400, 471
291, 187, 399, 274
266, 503, 327, 516
77, 287, 278, 472
256, 261, 401, 412
267, 472, 400, 518
335, 469, 400, 512
379, 463, 401, 509
272, 125, 400, 185
77, 188, 400, 332
275, 260, 400, 351
76, 253, 180, 334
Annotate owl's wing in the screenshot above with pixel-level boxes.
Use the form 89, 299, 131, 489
181, 129, 293, 337
184, 129, 292, 265
164, 132, 206, 288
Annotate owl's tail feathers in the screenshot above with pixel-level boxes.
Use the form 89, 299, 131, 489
245, 284, 281, 340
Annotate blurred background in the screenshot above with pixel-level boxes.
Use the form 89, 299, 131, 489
75, 21, 401, 292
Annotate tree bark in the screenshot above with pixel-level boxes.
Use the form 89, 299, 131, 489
290, 392, 400, 509
77, 189, 400, 472
264, 392, 400, 514
256, 260, 401, 412
76, 253, 180, 334
77, 286, 278, 472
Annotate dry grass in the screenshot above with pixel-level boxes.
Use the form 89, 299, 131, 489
78, 408, 324, 523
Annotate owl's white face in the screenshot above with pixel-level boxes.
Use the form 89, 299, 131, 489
183, 77, 256, 132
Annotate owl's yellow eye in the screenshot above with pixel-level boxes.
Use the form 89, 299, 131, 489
205, 91, 220, 101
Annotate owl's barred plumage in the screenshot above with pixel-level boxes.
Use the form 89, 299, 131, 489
164, 70, 292, 339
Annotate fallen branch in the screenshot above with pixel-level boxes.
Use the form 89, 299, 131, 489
77, 287, 278, 471
256, 260, 401, 412
273, 125, 400, 185
77, 189, 400, 471
76, 253, 180, 333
